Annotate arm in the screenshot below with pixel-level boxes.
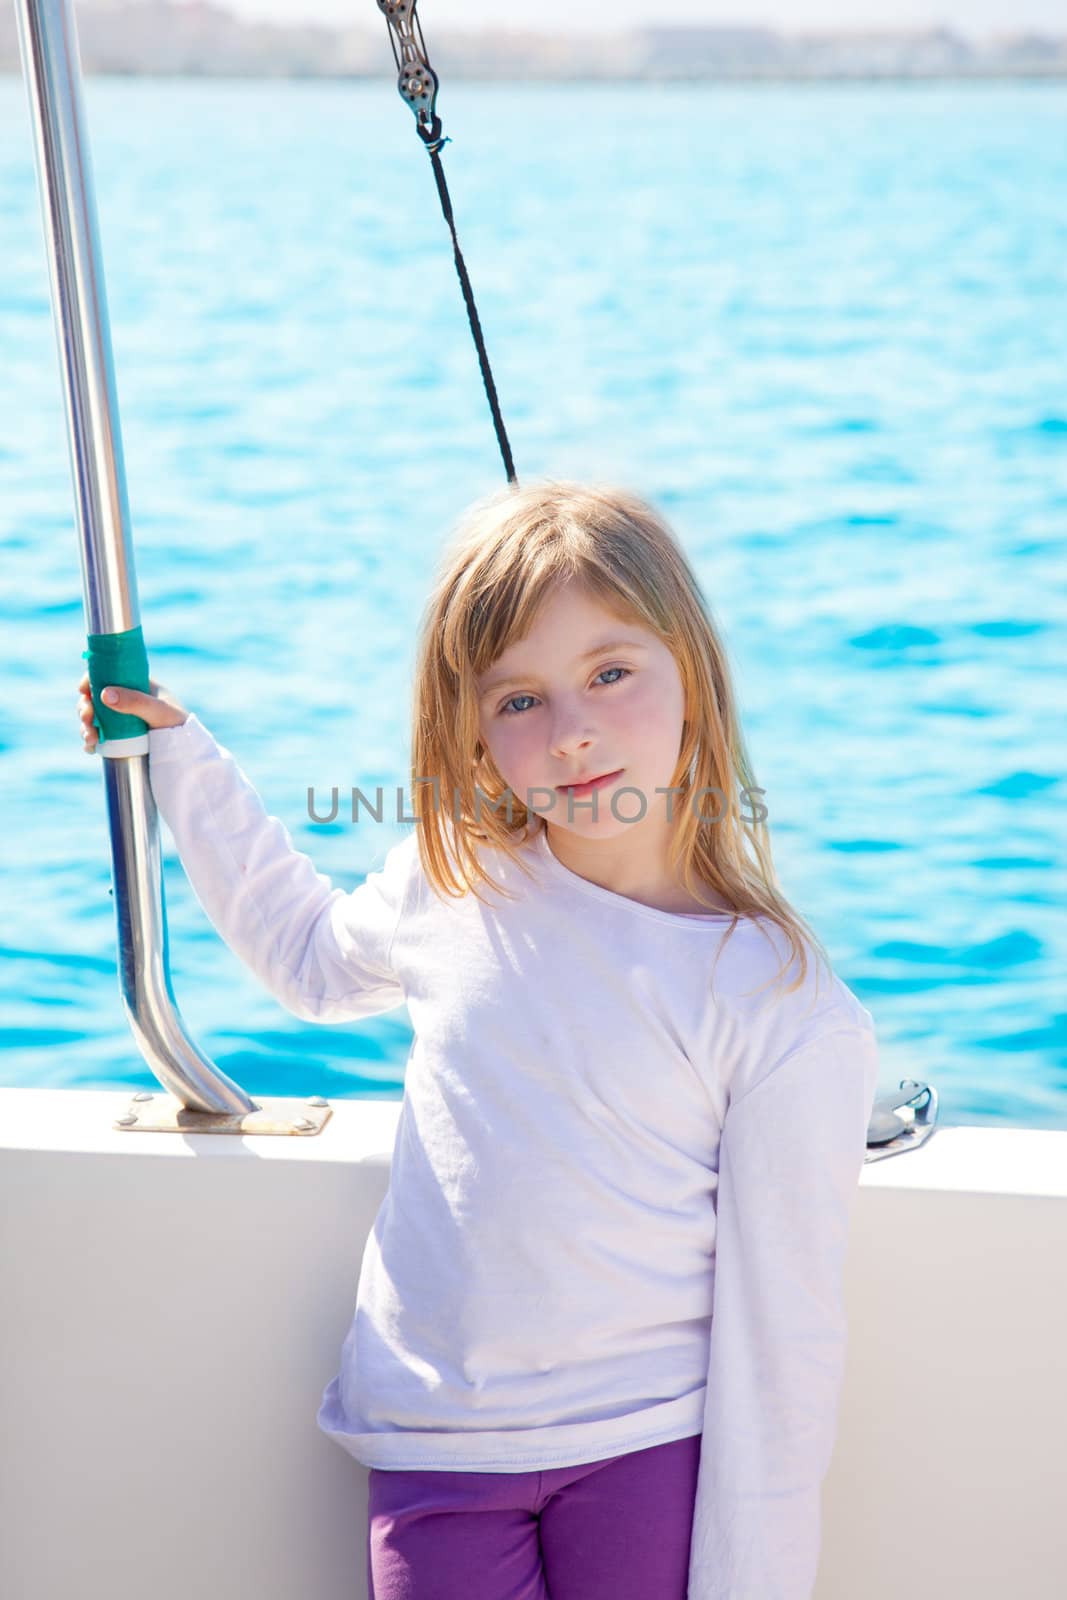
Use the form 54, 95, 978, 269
687, 1024, 880, 1600
148, 713, 412, 1023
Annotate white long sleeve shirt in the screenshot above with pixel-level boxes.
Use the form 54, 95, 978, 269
148, 712, 880, 1600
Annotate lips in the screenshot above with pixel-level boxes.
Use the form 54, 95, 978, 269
555, 768, 624, 797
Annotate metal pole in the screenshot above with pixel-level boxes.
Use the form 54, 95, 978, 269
12, 0, 258, 1117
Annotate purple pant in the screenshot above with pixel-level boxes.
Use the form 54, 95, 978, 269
366, 1432, 702, 1599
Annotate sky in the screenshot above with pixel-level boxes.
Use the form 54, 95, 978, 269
205, 0, 1067, 36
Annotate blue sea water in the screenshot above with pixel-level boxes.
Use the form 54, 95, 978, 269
0, 76, 1064, 1125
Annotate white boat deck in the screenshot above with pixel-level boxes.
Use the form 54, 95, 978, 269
3, 1086, 1064, 1598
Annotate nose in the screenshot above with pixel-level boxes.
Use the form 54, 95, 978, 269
548, 698, 596, 762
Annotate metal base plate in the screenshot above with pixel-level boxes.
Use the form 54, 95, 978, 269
864, 1078, 938, 1163
114, 1093, 333, 1136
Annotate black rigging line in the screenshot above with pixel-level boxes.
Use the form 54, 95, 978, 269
377, 0, 518, 485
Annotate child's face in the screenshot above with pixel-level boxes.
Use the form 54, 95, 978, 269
475, 579, 689, 842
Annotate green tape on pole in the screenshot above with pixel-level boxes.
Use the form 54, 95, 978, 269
82, 625, 151, 743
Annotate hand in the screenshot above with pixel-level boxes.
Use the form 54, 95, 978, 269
78, 668, 189, 754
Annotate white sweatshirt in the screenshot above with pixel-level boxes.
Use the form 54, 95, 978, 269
148, 712, 880, 1600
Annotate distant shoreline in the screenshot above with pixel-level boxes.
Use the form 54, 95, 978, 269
1, 7, 1065, 82
2, 69, 1066, 83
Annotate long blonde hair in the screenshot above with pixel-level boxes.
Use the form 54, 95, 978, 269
409, 477, 832, 1000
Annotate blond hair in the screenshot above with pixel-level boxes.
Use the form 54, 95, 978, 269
409, 477, 832, 1000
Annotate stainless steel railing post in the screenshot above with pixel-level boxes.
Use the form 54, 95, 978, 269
13, 0, 258, 1117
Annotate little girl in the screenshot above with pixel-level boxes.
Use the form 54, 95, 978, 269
78, 479, 879, 1600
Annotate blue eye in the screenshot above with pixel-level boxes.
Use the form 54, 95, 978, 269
500, 694, 537, 717
497, 665, 631, 718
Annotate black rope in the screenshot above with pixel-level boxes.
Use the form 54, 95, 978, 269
419, 129, 517, 486
379, 0, 517, 485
